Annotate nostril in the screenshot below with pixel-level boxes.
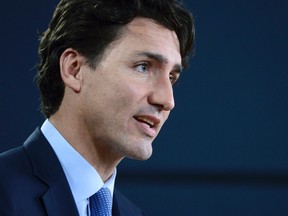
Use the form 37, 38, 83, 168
163, 100, 175, 111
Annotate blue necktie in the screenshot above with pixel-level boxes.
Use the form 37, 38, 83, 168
90, 187, 112, 216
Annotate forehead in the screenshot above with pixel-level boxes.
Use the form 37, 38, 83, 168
115, 17, 181, 65
125, 17, 177, 39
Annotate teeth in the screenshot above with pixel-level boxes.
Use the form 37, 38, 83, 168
137, 117, 154, 127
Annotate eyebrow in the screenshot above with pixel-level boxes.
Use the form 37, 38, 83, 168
135, 51, 183, 73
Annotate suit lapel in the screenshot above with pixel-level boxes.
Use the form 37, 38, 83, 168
24, 128, 79, 216
42, 184, 79, 216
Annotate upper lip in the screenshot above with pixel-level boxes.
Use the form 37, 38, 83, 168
134, 115, 161, 128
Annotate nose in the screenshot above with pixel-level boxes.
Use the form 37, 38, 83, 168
148, 77, 175, 111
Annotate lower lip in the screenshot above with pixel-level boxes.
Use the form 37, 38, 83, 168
135, 120, 157, 138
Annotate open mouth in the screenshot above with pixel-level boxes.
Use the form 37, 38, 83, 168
134, 115, 160, 128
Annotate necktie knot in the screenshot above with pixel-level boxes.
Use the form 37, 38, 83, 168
90, 187, 112, 216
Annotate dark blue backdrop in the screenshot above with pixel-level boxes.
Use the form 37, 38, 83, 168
1, 0, 288, 215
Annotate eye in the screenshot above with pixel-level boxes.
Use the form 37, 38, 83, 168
136, 63, 150, 73
169, 73, 179, 86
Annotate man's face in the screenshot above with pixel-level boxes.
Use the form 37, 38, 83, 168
78, 17, 182, 160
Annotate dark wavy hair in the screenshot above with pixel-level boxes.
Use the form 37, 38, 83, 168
36, 0, 195, 117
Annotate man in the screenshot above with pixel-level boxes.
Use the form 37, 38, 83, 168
0, 0, 195, 215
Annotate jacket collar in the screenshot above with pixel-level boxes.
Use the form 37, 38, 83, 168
23, 128, 79, 216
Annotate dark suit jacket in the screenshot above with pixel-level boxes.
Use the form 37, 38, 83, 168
0, 128, 145, 216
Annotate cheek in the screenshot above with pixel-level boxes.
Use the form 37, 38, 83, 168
113, 81, 145, 107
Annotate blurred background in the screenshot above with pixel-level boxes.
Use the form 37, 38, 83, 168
1, 0, 287, 215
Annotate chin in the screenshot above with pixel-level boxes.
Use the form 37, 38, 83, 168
126, 145, 153, 161
133, 153, 152, 161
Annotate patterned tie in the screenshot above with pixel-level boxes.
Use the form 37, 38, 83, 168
90, 187, 112, 216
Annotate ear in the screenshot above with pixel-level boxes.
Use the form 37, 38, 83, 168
59, 48, 85, 93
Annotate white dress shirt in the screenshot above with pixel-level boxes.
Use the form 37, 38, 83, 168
41, 119, 116, 216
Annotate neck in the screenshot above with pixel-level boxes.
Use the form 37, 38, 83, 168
49, 112, 123, 182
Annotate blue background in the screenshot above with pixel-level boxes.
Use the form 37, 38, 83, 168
1, 0, 288, 215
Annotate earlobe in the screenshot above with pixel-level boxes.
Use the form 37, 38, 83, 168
59, 48, 84, 93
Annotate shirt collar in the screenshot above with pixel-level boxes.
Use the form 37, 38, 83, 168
41, 119, 116, 204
